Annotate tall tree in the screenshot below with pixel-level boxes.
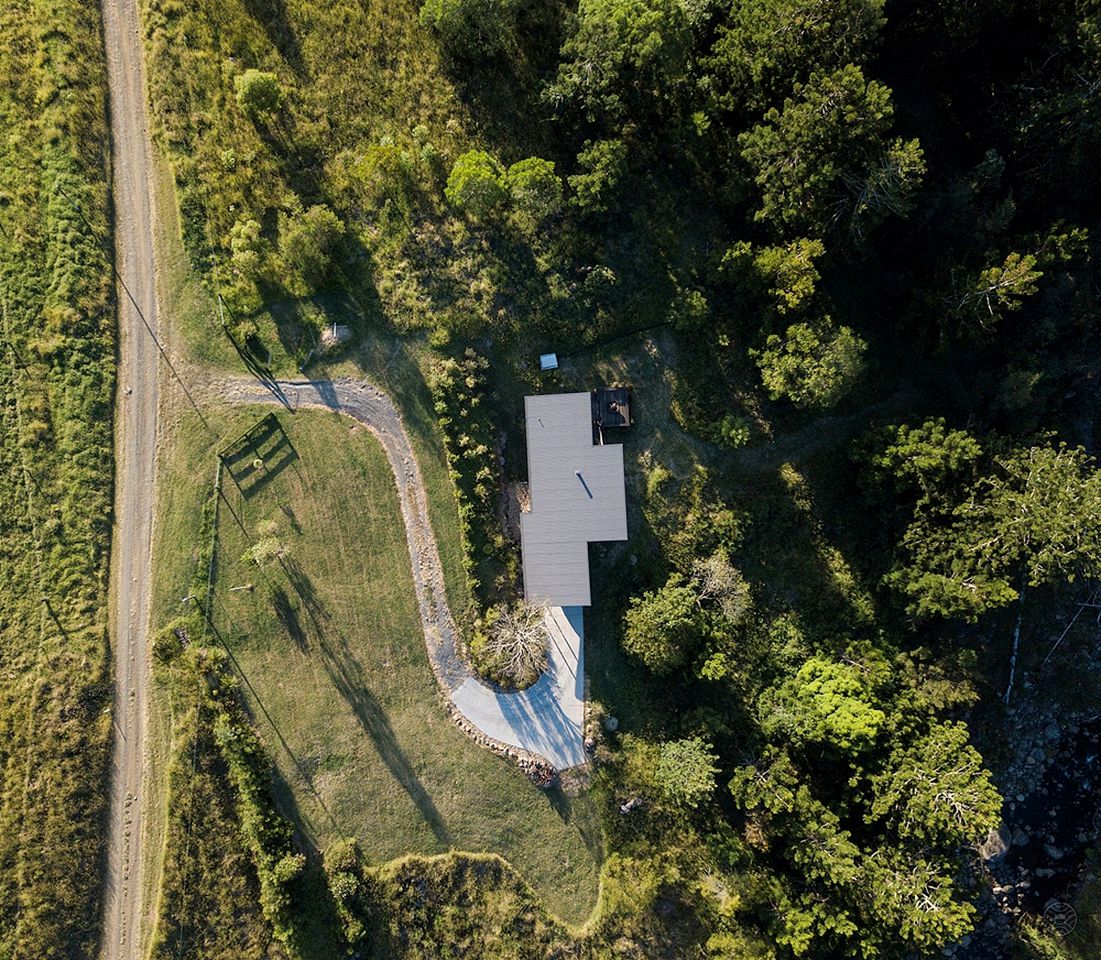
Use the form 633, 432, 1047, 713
760, 655, 887, 755
445, 150, 507, 218
752, 317, 866, 408
869, 721, 1002, 848
890, 443, 1101, 619
419, 0, 520, 59
544, 0, 692, 121
738, 64, 918, 236
864, 419, 983, 498
950, 250, 1043, 338
706, 0, 885, 114
622, 574, 702, 673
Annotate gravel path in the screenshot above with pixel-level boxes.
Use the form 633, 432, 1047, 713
100, 0, 160, 955
215, 377, 587, 769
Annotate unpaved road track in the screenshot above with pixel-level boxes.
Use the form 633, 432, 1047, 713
101, 0, 159, 955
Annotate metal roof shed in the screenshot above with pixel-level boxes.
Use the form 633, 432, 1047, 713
520, 393, 628, 606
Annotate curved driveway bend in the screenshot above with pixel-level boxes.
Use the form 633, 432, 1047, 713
216, 377, 587, 770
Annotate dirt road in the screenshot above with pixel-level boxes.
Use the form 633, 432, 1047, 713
100, 0, 160, 955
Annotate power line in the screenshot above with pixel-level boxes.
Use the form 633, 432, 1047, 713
50, 179, 215, 435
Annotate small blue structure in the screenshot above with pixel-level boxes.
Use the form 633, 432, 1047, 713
539, 352, 559, 371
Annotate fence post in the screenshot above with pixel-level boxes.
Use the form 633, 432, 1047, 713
202, 458, 224, 637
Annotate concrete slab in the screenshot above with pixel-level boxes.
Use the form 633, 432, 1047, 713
451, 606, 586, 770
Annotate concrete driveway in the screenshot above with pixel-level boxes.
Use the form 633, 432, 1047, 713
451, 606, 586, 770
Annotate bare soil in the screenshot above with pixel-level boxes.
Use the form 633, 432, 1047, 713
100, 0, 161, 955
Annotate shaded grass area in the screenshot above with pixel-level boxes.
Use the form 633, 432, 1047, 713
0, 0, 116, 956
210, 408, 602, 924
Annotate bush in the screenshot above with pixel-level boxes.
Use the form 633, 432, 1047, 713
324, 838, 374, 947
153, 618, 191, 663
445, 150, 507, 218
234, 69, 284, 120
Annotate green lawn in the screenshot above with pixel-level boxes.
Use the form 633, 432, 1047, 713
208, 408, 601, 924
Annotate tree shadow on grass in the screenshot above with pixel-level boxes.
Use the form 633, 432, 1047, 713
281, 561, 453, 848
241, 0, 306, 77
271, 585, 309, 651
442, 0, 567, 161
543, 787, 604, 865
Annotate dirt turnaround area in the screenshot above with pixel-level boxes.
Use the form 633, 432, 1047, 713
101, 0, 161, 956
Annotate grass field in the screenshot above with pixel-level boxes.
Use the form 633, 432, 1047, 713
208, 408, 602, 924
131, 0, 673, 944
0, 0, 116, 956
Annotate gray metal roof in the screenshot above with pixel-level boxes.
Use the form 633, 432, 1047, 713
520, 393, 628, 606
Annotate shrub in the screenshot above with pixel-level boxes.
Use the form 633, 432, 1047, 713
445, 150, 507, 218
234, 69, 284, 120
656, 737, 719, 807
474, 601, 549, 688
427, 350, 506, 601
